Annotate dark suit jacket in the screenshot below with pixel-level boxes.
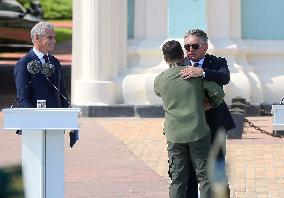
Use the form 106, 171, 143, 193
14, 49, 69, 108
185, 54, 235, 131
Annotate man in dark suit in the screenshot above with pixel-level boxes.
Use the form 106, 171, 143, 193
14, 21, 78, 147
14, 21, 68, 108
154, 40, 225, 198
180, 29, 235, 197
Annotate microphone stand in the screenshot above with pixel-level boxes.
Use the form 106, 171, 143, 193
45, 76, 79, 147
44, 76, 71, 108
11, 80, 32, 108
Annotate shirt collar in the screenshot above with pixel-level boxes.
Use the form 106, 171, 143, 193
32, 47, 46, 60
189, 57, 205, 66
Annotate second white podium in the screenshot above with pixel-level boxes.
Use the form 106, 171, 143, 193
2, 108, 81, 198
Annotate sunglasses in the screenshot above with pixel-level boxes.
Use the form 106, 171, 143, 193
184, 43, 206, 51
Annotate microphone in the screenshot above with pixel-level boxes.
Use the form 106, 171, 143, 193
44, 76, 71, 107
27, 60, 41, 75
26, 59, 70, 107
13, 60, 42, 134
41, 63, 71, 108
41, 61, 78, 147
11, 61, 41, 108
41, 63, 55, 76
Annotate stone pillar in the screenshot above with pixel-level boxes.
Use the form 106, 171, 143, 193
134, 0, 167, 38
122, 0, 168, 104
72, 0, 127, 105
206, 0, 263, 104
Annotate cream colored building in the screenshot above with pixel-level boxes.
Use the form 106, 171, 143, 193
72, 0, 284, 110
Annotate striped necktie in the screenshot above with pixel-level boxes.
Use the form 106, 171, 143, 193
43, 55, 49, 63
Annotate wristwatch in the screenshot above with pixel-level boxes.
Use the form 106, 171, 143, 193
202, 71, 205, 78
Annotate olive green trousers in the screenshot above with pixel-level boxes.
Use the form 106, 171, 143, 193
167, 133, 211, 198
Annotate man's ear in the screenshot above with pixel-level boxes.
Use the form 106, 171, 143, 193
205, 43, 209, 50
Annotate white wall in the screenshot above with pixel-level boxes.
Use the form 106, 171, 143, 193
72, 0, 284, 107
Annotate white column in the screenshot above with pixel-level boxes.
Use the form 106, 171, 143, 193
72, 0, 127, 105
205, 0, 264, 104
134, 0, 167, 38
122, 0, 168, 105
207, 0, 231, 39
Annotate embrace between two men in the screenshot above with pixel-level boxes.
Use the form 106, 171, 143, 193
154, 29, 235, 198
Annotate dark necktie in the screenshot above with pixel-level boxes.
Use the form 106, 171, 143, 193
43, 54, 49, 63
193, 62, 199, 67
43, 54, 54, 80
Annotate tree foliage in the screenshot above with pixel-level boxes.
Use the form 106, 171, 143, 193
17, 0, 32, 9
17, 0, 72, 19
41, 0, 72, 20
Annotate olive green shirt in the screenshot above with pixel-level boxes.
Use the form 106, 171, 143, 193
154, 66, 225, 143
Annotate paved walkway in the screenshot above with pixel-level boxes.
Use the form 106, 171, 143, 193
1, 113, 284, 198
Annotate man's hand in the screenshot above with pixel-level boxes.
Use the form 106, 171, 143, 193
204, 97, 213, 111
180, 66, 204, 79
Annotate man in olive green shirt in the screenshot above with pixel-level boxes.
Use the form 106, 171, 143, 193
154, 40, 225, 198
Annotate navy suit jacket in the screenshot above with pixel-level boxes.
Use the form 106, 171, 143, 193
185, 54, 235, 131
14, 49, 69, 108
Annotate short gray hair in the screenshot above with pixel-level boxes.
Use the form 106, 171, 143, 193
184, 29, 208, 43
31, 21, 54, 43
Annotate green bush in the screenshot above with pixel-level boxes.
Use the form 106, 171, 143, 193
41, 0, 72, 20
17, 0, 31, 9
55, 28, 72, 43
17, 0, 72, 20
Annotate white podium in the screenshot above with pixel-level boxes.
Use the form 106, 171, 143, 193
271, 105, 284, 131
2, 108, 81, 198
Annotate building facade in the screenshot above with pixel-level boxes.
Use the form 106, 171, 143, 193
72, 0, 284, 109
